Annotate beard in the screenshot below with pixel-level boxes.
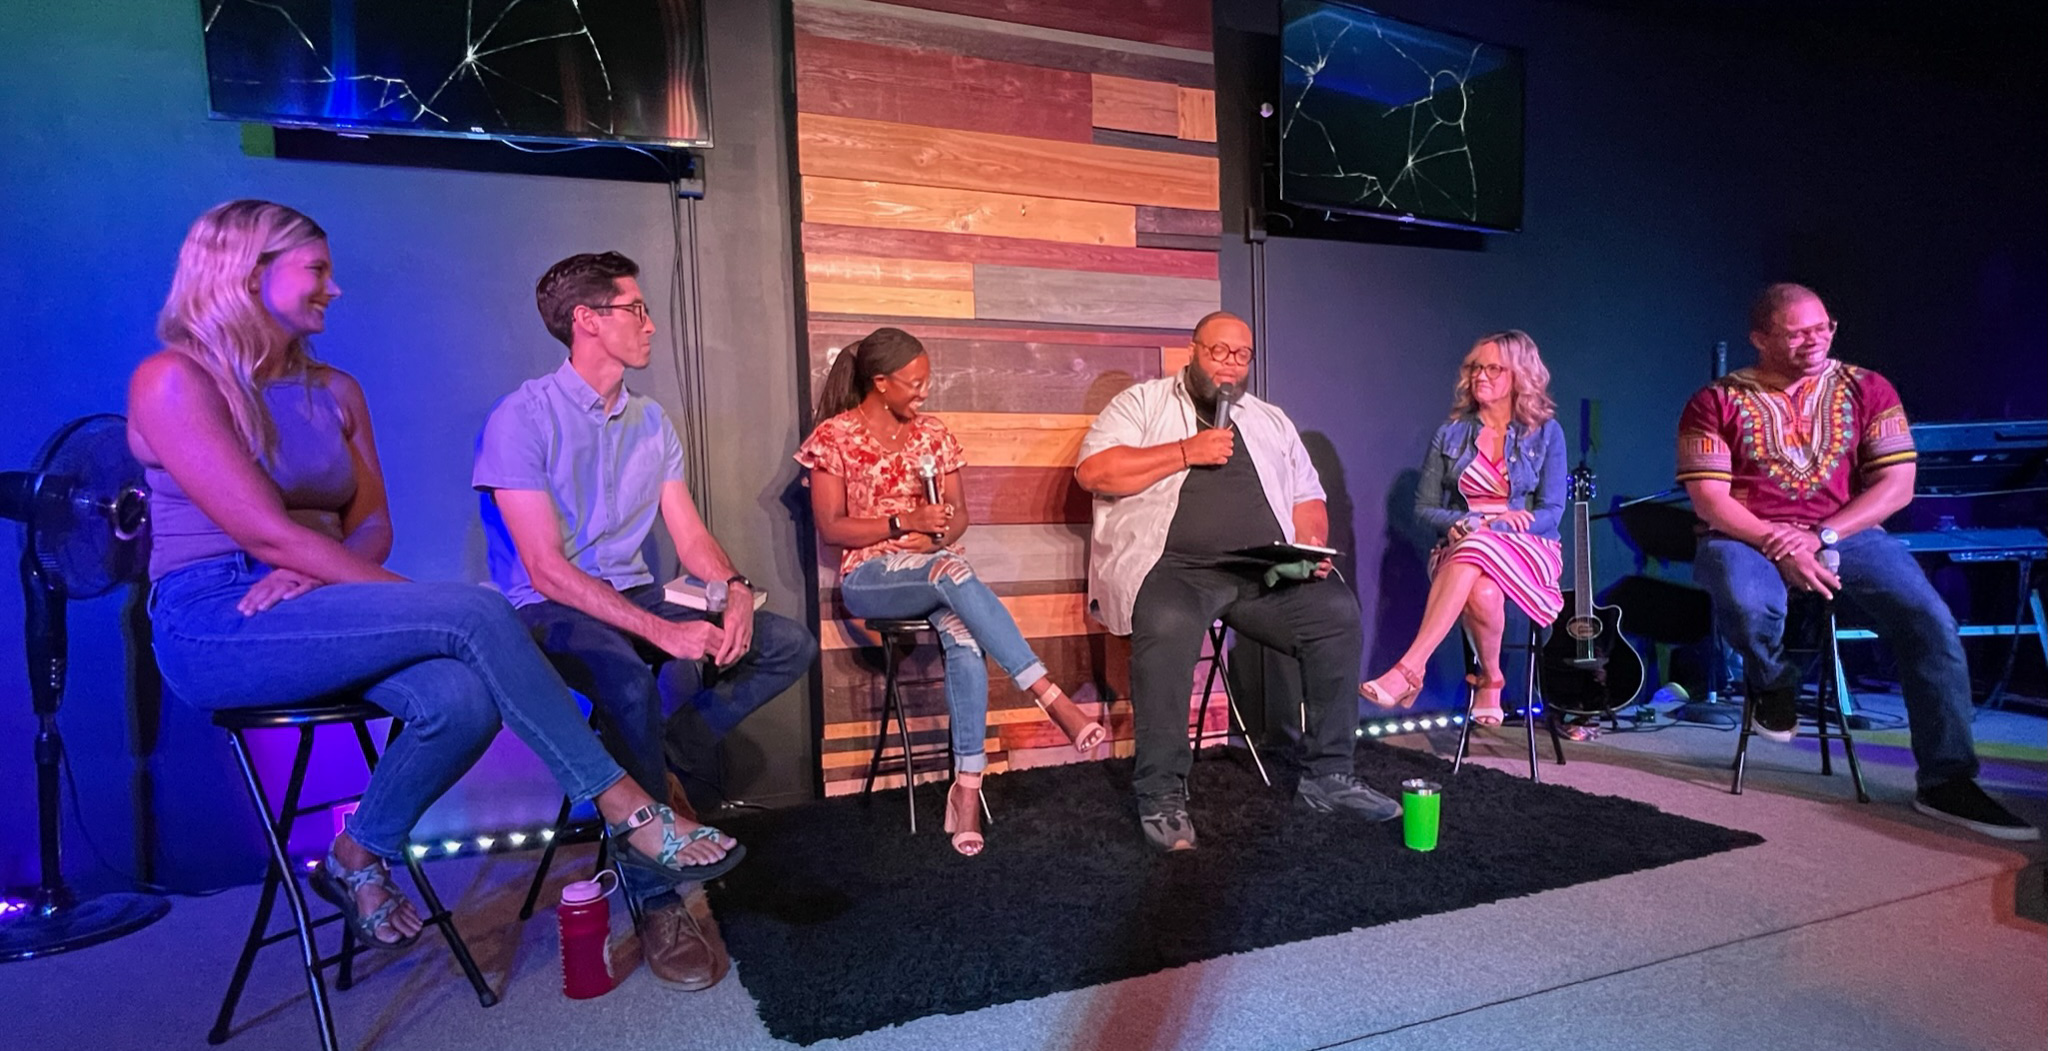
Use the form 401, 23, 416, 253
1183, 362, 1221, 412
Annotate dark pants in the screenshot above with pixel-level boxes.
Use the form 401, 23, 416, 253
1127, 554, 1364, 801
1695, 529, 1978, 788
517, 584, 817, 902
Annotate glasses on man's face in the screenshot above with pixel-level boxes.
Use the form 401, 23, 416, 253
1196, 341, 1254, 366
590, 300, 650, 322
1462, 362, 1508, 379
1777, 319, 1837, 344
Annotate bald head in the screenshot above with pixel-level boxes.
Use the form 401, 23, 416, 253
1193, 310, 1249, 345
1187, 310, 1253, 390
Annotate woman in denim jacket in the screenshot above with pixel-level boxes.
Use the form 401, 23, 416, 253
1360, 331, 1567, 724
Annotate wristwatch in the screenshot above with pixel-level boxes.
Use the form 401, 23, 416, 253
1816, 526, 1840, 548
725, 573, 754, 592
887, 514, 903, 536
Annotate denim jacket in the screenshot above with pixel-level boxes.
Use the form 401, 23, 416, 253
1414, 415, 1568, 542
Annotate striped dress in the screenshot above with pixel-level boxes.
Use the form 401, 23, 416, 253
1427, 450, 1564, 622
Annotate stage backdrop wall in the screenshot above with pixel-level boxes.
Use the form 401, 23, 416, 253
787, 0, 1233, 793
1209, 0, 2047, 712
0, 0, 811, 893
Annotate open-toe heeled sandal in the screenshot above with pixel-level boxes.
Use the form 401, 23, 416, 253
1034, 689, 1106, 752
308, 849, 421, 950
944, 774, 985, 857
1465, 674, 1507, 726
1359, 663, 1425, 709
610, 802, 748, 884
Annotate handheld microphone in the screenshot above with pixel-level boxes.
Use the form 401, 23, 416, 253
917, 454, 940, 506
1213, 382, 1240, 430
1819, 546, 1839, 574
1713, 340, 1728, 380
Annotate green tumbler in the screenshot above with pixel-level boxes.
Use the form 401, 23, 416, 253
1400, 778, 1442, 852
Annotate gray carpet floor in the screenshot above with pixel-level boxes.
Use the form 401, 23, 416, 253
6, 692, 2042, 1051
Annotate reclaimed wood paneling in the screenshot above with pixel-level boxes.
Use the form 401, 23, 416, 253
801, 175, 1137, 246
803, 223, 1218, 279
794, 31, 1094, 142
798, 113, 1220, 212
1177, 85, 1217, 142
809, 317, 1188, 347
1135, 231, 1221, 251
805, 283, 974, 319
877, 0, 1213, 52
962, 466, 1092, 524
794, 0, 1215, 88
930, 410, 1094, 467
973, 264, 1220, 329
805, 254, 976, 289
1162, 344, 1192, 374
1090, 127, 1219, 157
1091, 74, 1180, 136
807, 333, 1152, 414
1136, 206, 1222, 237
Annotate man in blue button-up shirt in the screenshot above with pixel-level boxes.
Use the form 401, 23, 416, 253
474, 252, 816, 990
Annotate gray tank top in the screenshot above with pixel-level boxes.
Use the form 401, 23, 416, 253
146, 378, 358, 580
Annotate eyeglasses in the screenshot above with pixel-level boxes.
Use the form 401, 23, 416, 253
1776, 319, 1837, 343
880, 369, 930, 395
1461, 362, 1508, 379
1195, 341, 1254, 365
589, 300, 650, 322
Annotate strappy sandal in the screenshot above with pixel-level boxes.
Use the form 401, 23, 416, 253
944, 773, 985, 857
1466, 674, 1507, 727
1359, 663, 1424, 709
1034, 688, 1106, 752
308, 849, 420, 950
609, 803, 748, 884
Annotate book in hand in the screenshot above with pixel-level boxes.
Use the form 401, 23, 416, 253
1229, 541, 1340, 563
663, 575, 769, 613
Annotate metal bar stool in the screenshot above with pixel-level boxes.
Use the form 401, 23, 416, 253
1452, 621, 1566, 781
1730, 596, 1870, 802
515, 798, 642, 926
1189, 621, 1273, 788
209, 700, 495, 1051
859, 618, 989, 833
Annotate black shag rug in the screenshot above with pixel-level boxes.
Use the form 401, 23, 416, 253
707, 741, 1762, 1044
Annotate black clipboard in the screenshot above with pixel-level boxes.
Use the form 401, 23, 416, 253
1229, 541, 1340, 563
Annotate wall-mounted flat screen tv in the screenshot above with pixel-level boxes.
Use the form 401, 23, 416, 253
200, 0, 711, 147
1279, 0, 1523, 233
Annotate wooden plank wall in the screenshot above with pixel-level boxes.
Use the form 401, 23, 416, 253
793, 0, 1220, 794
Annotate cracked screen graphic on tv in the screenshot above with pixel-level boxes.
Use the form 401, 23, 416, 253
201, 0, 709, 146
1280, 1, 1523, 232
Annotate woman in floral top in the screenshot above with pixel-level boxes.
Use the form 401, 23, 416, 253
797, 328, 1106, 856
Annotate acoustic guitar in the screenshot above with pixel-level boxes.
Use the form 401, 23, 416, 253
1540, 464, 1645, 716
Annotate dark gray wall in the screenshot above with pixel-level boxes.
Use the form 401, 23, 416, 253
1214, 0, 2047, 705
0, 0, 809, 892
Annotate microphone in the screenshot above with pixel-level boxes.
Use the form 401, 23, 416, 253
1819, 546, 1839, 574
1212, 381, 1240, 430
917, 454, 940, 506
1712, 340, 1727, 380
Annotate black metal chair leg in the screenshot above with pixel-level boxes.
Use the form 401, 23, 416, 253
1523, 636, 1541, 783
519, 795, 576, 921
209, 743, 285, 1044
223, 728, 339, 1051
1730, 692, 1754, 794
881, 637, 918, 832
1452, 682, 1475, 775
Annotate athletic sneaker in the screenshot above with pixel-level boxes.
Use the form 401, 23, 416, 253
1913, 779, 2040, 842
1296, 773, 1402, 822
1138, 789, 1197, 852
1749, 687, 1797, 744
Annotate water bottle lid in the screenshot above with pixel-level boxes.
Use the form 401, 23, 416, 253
561, 869, 618, 906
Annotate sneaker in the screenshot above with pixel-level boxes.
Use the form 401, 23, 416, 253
1138, 790, 1197, 852
1913, 779, 2041, 842
1749, 687, 1797, 744
1296, 773, 1402, 822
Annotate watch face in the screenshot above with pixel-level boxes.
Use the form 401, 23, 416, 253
1818, 527, 1839, 546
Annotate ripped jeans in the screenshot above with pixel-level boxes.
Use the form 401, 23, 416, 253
841, 549, 1049, 773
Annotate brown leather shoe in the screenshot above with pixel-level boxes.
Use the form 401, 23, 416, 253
639, 887, 728, 991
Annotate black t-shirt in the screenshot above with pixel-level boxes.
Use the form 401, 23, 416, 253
1163, 424, 1285, 557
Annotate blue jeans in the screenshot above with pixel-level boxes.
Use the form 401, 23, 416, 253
1695, 529, 1978, 788
517, 585, 817, 905
149, 554, 630, 862
841, 550, 1050, 776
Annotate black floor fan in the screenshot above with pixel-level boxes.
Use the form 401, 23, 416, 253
0, 413, 168, 961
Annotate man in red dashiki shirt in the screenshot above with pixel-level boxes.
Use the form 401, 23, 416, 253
1676, 283, 2034, 841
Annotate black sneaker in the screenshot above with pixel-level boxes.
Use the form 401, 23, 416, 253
1913, 779, 2040, 842
1749, 686, 1797, 744
1296, 773, 1402, 822
1137, 790, 1197, 852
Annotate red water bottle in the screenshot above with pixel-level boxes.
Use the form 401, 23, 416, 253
558, 871, 619, 999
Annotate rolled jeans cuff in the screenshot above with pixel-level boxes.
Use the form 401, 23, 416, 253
1009, 660, 1047, 691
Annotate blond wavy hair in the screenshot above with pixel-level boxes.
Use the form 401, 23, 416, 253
1449, 329, 1555, 429
156, 200, 328, 456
